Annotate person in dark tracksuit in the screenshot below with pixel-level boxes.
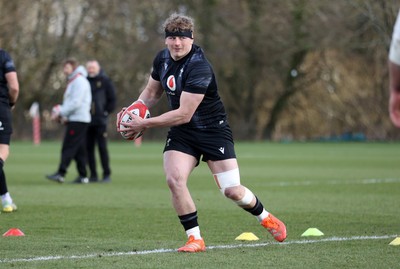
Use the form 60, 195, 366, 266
86, 60, 116, 183
46, 59, 92, 184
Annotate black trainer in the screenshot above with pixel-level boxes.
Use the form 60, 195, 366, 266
102, 176, 111, 183
46, 173, 65, 183
89, 177, 99, 183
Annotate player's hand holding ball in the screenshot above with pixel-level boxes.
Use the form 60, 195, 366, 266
117, 100, 150, 141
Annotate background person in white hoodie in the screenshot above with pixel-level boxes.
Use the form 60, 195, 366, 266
389, 10, 400, 128
46, 58, 92, 184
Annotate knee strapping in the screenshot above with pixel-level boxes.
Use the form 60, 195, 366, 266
235, 187, 255, 206
213, 168, 240, 195
213, 169, 255, 206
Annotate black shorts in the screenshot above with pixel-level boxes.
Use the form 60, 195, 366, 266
0, 105, 12, 145
163, 126, 236, 164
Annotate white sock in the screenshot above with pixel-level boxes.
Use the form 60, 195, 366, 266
256, 209, 269, 222
186, 226, 202, 240
1, 192, 12, 204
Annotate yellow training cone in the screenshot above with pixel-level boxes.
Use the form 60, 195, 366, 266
235, 232, 259, 241
389, 237, 400, 246
301, 228, 324, 237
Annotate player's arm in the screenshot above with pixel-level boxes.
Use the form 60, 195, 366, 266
116, 76, 164, 129
137, 76, 164, 108
119, 91, 204, 133
389, 60, 400, 127
6, 71, 19, 107
142, 91, 204, 128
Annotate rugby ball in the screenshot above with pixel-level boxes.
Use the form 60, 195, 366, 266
119, 101, 150, 140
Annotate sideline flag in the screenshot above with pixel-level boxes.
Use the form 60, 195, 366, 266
29, 102, 41, 145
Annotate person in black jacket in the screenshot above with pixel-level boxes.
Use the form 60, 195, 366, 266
86, 60, 116, 183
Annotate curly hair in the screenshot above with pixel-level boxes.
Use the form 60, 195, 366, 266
163, 13, 194, 33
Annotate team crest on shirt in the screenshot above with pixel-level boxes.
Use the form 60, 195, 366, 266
167, 75, 176, 91
5, 60, 14, 69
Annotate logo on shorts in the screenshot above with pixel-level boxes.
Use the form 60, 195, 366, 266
0, 121, 3, 131
218, 147, 225, 154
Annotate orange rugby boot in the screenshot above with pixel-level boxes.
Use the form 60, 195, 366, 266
261, 213, 287, 242
177, 235, 206, 253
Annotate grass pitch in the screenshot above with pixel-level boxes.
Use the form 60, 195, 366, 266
0, 141, 399, 268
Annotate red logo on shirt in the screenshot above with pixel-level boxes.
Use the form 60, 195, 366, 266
167, 75, 176, 91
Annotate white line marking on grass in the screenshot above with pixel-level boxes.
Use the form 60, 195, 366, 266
208, 234, 397, 250
265, 178, 400, 187
0, 234, 396, 264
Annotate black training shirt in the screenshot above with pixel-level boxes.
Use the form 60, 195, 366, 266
0, 49, 16, 105
151, 44, 227, 129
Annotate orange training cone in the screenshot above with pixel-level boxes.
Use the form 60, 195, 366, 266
3, 228, 25, 237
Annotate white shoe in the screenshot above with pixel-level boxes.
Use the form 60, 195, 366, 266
2, 202, 17, 213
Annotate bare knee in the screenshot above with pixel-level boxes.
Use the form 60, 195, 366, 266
224, 186, 244, 201
225, 186, 256, 207
0, 145, 10, 161
166, 174, 187, 193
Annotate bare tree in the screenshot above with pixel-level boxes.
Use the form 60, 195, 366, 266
1, 0, 399, 140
